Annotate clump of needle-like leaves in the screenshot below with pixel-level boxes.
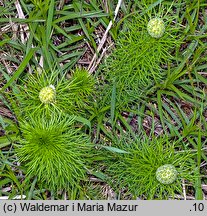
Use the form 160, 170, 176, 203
101, 11, 180, 107
105, 135, 196, 199
10, 68, 95, 117
16, 114, 94, 190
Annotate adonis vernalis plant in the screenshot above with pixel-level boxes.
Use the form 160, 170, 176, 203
10, 68, 95, 116
106, 135, 196, 199
101, 9, 181, 106
16, 114, 94, 190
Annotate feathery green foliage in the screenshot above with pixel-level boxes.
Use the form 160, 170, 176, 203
9, 68, 95, 116
106, 135, 196, 199
101, 7, 180, 106
16, 114, 94, 190
69, 68, 96, 108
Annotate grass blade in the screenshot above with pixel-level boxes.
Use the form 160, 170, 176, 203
1, 48, 37, 92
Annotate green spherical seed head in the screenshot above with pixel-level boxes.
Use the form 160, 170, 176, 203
156, 164, 178, 184
39, 85, 56, 104
147, 18, 165, 38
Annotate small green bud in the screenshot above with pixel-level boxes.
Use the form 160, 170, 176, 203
156, 164, 178, 184
39, 85, 56, 104
147, 18, 165, 38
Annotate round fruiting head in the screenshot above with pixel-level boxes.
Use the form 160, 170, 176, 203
156, 164, 178, 184
39, 85, 56, 104
147, 18, 165, 38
